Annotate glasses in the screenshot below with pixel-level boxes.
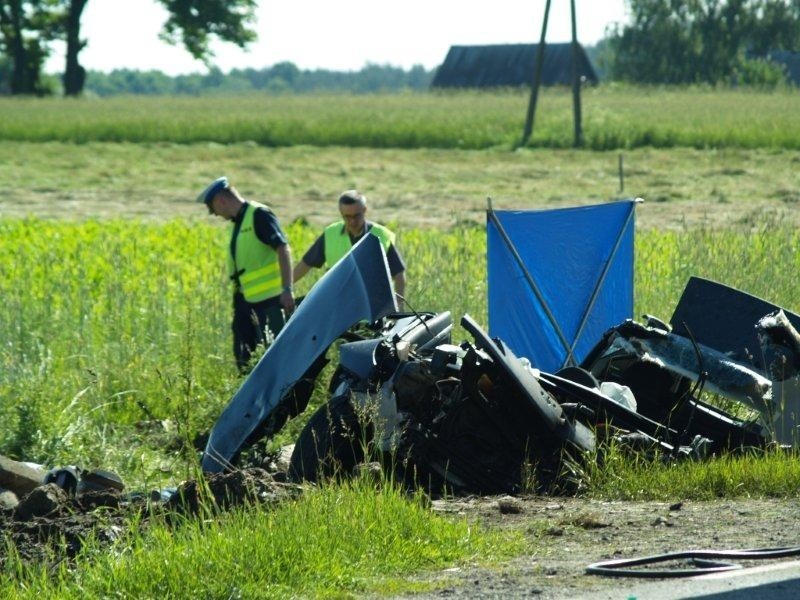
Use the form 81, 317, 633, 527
342, 212, 365, 221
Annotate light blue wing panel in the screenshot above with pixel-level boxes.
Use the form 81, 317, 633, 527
202, 234, 396, 472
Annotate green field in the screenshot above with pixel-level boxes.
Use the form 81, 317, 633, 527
1, 218, 798, 480
1, 141, 798, 232
2, 88, 800, 596
0, 87, 798, 149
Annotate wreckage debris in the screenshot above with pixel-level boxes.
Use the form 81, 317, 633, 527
0, 465, 304, 569
199, 267, 800, 497
0, 454, 126, 512
8, 266, 794, 566
202, 233, 396, 473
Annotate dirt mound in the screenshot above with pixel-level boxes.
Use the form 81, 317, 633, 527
166, 468, 303, 515
1, 484, 134, 565
0, 468, 299, 568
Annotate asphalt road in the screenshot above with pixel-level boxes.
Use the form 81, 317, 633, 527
581, 559, 800, 599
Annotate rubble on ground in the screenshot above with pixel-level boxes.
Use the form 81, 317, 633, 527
0, 452, 301, 567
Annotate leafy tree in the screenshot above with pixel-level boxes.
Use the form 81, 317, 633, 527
407, 64, 431, 89
173, 72, 203, 95
0, 52, 9, 92
268, 61, 300, 86
606, 0, 800, 85
746, 0, 800, 55
0, 0, 59, 94
82, 62, 436, 97
0, 0, 257, 95
736, 55, 789, 85
585, 38, 615, 80
62, 0, 86, 96
156, 0, 257, 62
608, 0, 703, 83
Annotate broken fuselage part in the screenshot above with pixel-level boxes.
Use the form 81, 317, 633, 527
202, 234, 397, 473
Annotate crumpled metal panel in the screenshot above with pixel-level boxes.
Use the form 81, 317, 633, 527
461, 314, 596, 453
757, 310, 800, 444
671, 277, 800, 374
202, 234, 396, 473
601, 323, 772, 415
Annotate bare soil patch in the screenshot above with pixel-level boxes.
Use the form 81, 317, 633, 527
413, 495, 800, 599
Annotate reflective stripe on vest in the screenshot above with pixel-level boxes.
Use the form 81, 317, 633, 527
227, 202, 282, 302
323, 222, 395, 268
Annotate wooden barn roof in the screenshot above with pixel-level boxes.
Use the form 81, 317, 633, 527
431, 43, 598, 89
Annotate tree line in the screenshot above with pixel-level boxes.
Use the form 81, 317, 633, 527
600, 0, 800, 85
0, 0, 798, 97
81, 62, 434, 96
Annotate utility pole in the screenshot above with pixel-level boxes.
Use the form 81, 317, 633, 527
570, 0, 584, 147
521, 0, 552, 147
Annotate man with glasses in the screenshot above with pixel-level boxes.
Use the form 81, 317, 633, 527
197, 176, 295, 372
293, 190, 406, 309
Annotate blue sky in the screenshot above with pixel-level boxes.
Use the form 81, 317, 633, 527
47, 0, 628, 75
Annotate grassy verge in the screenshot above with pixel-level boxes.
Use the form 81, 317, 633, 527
0, 87, 798, 150
2, 216, 800, 593
1, 479, 521, 598
583, 446, 800, 500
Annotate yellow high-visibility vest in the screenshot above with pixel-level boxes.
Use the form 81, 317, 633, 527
323, 222, 394, 267
228, 202, 282, 302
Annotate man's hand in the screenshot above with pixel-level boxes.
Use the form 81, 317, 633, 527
276, 244, 295, 314
280, 290, 295, 314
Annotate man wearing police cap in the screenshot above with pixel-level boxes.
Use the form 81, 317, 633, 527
197, 176, 295, 372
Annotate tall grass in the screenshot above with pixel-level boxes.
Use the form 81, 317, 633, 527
2, 216, 799, 489
583, 445, 800, 500
635, 225, 800, 318
0, 87, 798, 149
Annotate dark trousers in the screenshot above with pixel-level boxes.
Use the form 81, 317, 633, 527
232, 292, 286, 373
